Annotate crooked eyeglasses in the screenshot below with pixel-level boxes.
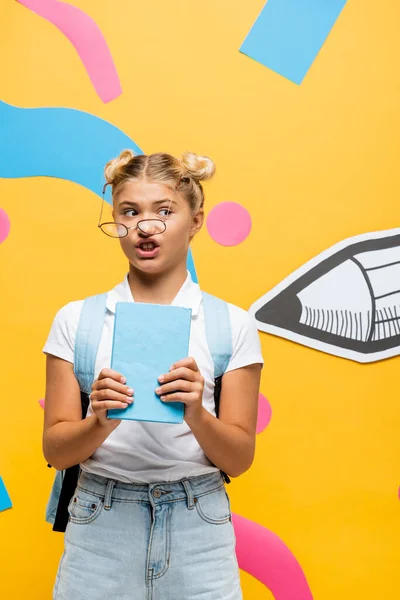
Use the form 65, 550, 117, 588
98, 184, 171, 239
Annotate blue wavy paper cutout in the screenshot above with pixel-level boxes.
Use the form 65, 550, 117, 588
0, 100, 197, 281
0, 100, 141, 202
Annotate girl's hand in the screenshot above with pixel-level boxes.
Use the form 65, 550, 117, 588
156, 357, 205, 421
90, 368, 134, 427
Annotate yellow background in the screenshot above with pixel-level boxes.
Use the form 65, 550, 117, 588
1, 1, 399, 598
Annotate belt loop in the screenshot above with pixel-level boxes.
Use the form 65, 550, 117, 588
182, 479, 195, 510
104, 479, 116, 511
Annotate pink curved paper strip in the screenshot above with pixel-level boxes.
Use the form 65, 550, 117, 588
17, 0, 122, 103
38, 399, 45, 409
233, 513, 313, 600
0, 208, 10, 244
257, 393, 272, 434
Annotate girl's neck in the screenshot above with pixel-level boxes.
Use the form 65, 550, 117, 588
127, 262, 188, 305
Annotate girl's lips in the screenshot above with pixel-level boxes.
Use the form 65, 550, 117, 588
135, 245, 160, 259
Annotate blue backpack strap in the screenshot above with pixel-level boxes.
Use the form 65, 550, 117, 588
202, 292, 232, 378
47, 292, 108, 530
74, 293, 108, 394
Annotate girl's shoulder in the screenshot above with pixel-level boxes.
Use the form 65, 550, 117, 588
52, 298, 85, 329
42, 299, 86, 363
201, 293, 263, 368
219, 300, 264, 370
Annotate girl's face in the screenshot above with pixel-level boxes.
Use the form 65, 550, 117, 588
112, 179, 203, 276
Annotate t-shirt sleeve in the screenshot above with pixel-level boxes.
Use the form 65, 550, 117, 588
225, 304, 264, 373
42, 301, 83, 364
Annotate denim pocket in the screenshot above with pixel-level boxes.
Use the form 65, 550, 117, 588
68, 487, 103, 525
195, 486, 231, 525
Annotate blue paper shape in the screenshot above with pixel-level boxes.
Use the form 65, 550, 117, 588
187, 247, 198, 283
0, 476, 12, 512
240, 0, 348, 84
0, 100, 197, 278
0, 100, 141, 203
108, 302, 192, 423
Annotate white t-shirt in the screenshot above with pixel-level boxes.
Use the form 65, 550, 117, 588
43, 272, 264, 483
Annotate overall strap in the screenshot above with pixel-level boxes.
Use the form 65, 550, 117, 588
202, 292, 233, 378
74, 293, 108, 395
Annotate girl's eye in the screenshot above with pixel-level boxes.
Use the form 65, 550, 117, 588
159, 208, 172, 217
123, 209, 137, 217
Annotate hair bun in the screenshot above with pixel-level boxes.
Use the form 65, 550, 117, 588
104, 149, 136, 184
181, 152, 215, 182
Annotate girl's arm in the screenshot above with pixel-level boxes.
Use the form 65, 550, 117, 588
187, 364, 261, 477
157, 359, 262, 477
43, 355, 130, 471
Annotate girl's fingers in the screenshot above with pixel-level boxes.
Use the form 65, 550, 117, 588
160, 392, 196, 403
92, 400, 130, 411
156, 379, 192, 395
158, 367, 196, 384
98, 368, 127, 383
92, 389, 133, 404
170, 357, 199, 372
93, 377, 134, 397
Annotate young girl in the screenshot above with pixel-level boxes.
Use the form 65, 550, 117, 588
43, 150, 263, 599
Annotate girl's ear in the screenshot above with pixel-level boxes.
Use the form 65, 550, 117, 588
189, 209, 204, 241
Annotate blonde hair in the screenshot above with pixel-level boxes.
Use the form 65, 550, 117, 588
104, 150, 215, 213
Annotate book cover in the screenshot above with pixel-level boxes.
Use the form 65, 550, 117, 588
108, 302, 192, 423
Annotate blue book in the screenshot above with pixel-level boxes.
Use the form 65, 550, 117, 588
108, 302, 192, 424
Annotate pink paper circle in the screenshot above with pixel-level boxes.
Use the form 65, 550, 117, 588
257, 393, 272, 434
206, 202, 252, 246
0, 208, 10, 244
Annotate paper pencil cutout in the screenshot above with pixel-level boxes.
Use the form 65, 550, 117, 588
249, 229, 400, 363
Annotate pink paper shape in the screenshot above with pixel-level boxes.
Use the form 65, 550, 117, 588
206, 201, 252, 246
17, 0, 122, 103
233, 513, 313, 600
0, 209, 10, 244
257, 393, 272, 434
38, 398, 45, 409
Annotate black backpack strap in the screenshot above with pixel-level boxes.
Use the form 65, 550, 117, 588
52, 391, 90, 532
214, 376, 231, 484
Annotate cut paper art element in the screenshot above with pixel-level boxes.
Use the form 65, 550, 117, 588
233, 513, 313, 599
0, 208, 10, 244
0, 101, 140, 202
39, 399, 45, 409
257, 393, 272, 434
0, 101, 197, 285
207, 202, 252, 246
250, 229, 400, 363
17, 0, 122, 103
0, 477, 12, 512
186, 247, 198, 284
240, 0, 348, 84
